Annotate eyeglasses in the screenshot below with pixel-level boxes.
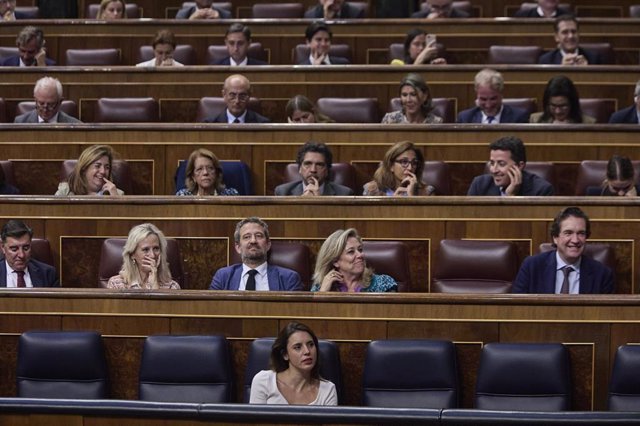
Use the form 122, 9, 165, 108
35, 100, 60, 111
301, 161, 326, 169
225, 92, 249, 101
395, 159, 419, 168
194, 166, 216, 175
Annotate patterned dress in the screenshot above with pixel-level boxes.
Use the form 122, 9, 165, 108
310, 274, 397, 292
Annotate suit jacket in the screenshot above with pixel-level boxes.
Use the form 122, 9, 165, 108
274, 180, 354, 196
210, 263, 303, 291
0, 56, 56, 66
203, 109, 270, 123
304, 3, 364, 18
585, 184, 640, 196
512, 250, 614, 294
14, 110, 82, 124
213, 56, 268, 66
457, 105, 529, 123
411, 8, 470, 18
297, 55, 350, 65
513, 6, 570, 17
175, 6, 231, 19
467, 170, 554, 196
538, 47, 602, 65
0, 258, 59, 287
609, 105, 639, 124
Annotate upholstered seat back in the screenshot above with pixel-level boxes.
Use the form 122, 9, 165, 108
422, 161, 452, 195
488, 45, 542, 64
0, 160, 16, 187
574, 160, 640, 195
362, 241, 411, 292
86, 3, 141, 18
251, 3, 304, 18
17, 100, 79, 120
388, 97, 456, 123
580, 98, 617, 123
503, 98, 538, 116
609, 344, 640, 411
283, 162, 358, 194
95, 97, 159, 122
65, 48, 121, 66
137, 45, 196, 65
317, 97, 379, 123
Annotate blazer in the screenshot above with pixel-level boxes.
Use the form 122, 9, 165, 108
530, 111, 596, 124
274, 180, 354, 196
14, 110, 82, 124
213, 56, 268, 66
457, 105, 529, 124
513, 6, 570, 17
304, 3, 364, 18
203, 109, 271, 123
585, 184, 640, 196
0, 56, 56, 66
411, 8, 470, 18
297, 55, 350, 65
0, 258, 59, 287
175, 6, 231, 19
209, 263, 303, 291
512, 250, 614, 294
538, 47, 602, 65
609, 105, 639, 124
467, 170, 554, 196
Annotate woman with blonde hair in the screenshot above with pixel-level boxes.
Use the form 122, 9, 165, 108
55, 144, 124, 196
107, 223, 180, 290
311, 228, 397, 293
96, 0, 127, 19
176, 148, 238, 196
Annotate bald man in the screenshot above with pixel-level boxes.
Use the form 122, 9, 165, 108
203, 74, 270, 123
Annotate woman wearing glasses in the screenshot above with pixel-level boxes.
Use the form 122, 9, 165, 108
176, 148, 238, 196
530, 75, 595, 124
363, 141, 435, 196
381, 73, 442, 124
586, 155, 639, 196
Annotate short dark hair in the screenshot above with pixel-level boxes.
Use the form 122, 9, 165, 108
233, 217, 269, 243
489, 136, 527, 164
270, 322, 320, 380
550, 206, 591, 242
1, 220, 33, 243
152, 29, 176, 49
225, 22, 251, 40
296, 141, 333, 171
305, 21, 332, 42
554, 14, 578, 33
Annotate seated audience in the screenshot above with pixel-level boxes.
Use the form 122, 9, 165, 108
285, 95, 334, 123
96, 0, 126, 19
210, 217, 303, 291
609, 80, 640, 124
0, 165, 19, 195
15, 76, 81, 124
203, 74, 270, 123
538, 15, 602, 65
250, 322, 337, 405
363, 141, 435, 196
304, 0, 364, 19
176, 148, 238, 196
467, 136, 554, 196
390, 28, 446, 65
530, 75, 595, 124
513, 207, 614, 294
0, 219, 59, 287
311, 228, 398, 292
298, 22, 349, 65
175, 0, 231, 19
214, 23, 267, 66
274, 141, 354, 196
411, 0, 470, 18
0, 26, 54, 67
586, 155, 639, 196
136, 29, 183, 67
1, 0, 16, 20
55, 144, 124, 196
457, 68, 529, 124
382, 73, 442, 124
514, 0, 570, 17
107, 223, 180, 289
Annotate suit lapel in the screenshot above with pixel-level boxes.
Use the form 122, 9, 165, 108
230, 266, 242, 290
266, 265, 279, 291
543, 252, 558, 293
578, 257, 593, 294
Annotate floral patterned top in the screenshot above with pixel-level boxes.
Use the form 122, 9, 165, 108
176, 187, 239, 196
381, 110, 443, 124
310, 274, 397, 292
106, 274, 180, 290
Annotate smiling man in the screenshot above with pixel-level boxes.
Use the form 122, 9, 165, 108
538, 15, 602, 65
14, 77, 81, 123
513, 207, 615, 294
298, 22, 349, 65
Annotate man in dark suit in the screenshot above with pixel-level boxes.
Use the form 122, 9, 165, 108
0, 220, 59, 287
411, 0, 470, 18
304, 0, 365, 19
14, 76, 81, 123
609, 81, 640, 124
467, 136, 554, 196
175, 0, 231, 19
275, 141, 354, 196
210, 217, 303, 291
203, 74, 270, 123
538, 15, 602, 65
513, 207, 614, 294
513, 0, 570, 17
0, 26, 55, 67
298, 22, 350, 65
457, 69, 529, 124
213, 23, 267, 66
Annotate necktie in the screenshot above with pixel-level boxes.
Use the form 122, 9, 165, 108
560, 266, 572, 294
246, 269, 258, 291
487, 116, 495, 124
15, 270, 25, 288
232, 118, 241, 124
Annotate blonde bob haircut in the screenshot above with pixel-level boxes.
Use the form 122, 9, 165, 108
120, 223, 172, 289
183, 148, 226, 194
312, 228, 373, 289
97, 0, 127, 19
67, 144, 115, 195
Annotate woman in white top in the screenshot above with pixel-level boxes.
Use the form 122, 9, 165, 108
136, 29, 184, 67
249, 322, 337, 405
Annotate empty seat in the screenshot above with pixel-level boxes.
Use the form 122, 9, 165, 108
137, 45, 196, 66
95, 97, 159, 122
98, 238, 184, 288
581, 42, 615, 64
317, 98, 379, 123
488, 45, 542, 64
475, 343, 571, 411
422, 161, 452, 195
389, 97, 456, 123
15, 6, 40, 18
631, 5, 640, 17
0, 160, 16, 188
17, 331, 109, 399
86, 3, 141, 18
206, 43, 268, 65
294, 44, 352, 64
0, 47, 18, 62
362, 339, 458, 408
609, 344, 640, 411
16, 100, 79, 120
580, 98, 617, 124
61, 158, 134, 195
30, 238, 54, 267
362, 241, 411, 292
196, 97, 262, 122
432, 239, 519, 293
574, 160, 640, 195
251, 3, 304, 18
139, 335, 233, 403
174, 159, 254, 195
244, 337, 343, 403
283, 162, 358, 195
503, 98, 538, 116
539, 242, 616, 275
65, 48, 121, 66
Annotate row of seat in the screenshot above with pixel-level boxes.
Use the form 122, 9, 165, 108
16, 331, 640, 411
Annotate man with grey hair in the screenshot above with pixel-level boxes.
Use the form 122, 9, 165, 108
609, 80, 640, 124
14, 77, 81, 123
209, 217, 303, 291
203, 74, 270, 123
457, 68, 529, 124
0, 26, 55, 66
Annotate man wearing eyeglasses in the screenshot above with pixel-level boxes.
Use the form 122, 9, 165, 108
203, 74, 270, 123
0, 26, 55, 67
411, 0, 470, 18
467, 136, 554, 196
14, 77, 81, 124
274, 141, 354, 196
